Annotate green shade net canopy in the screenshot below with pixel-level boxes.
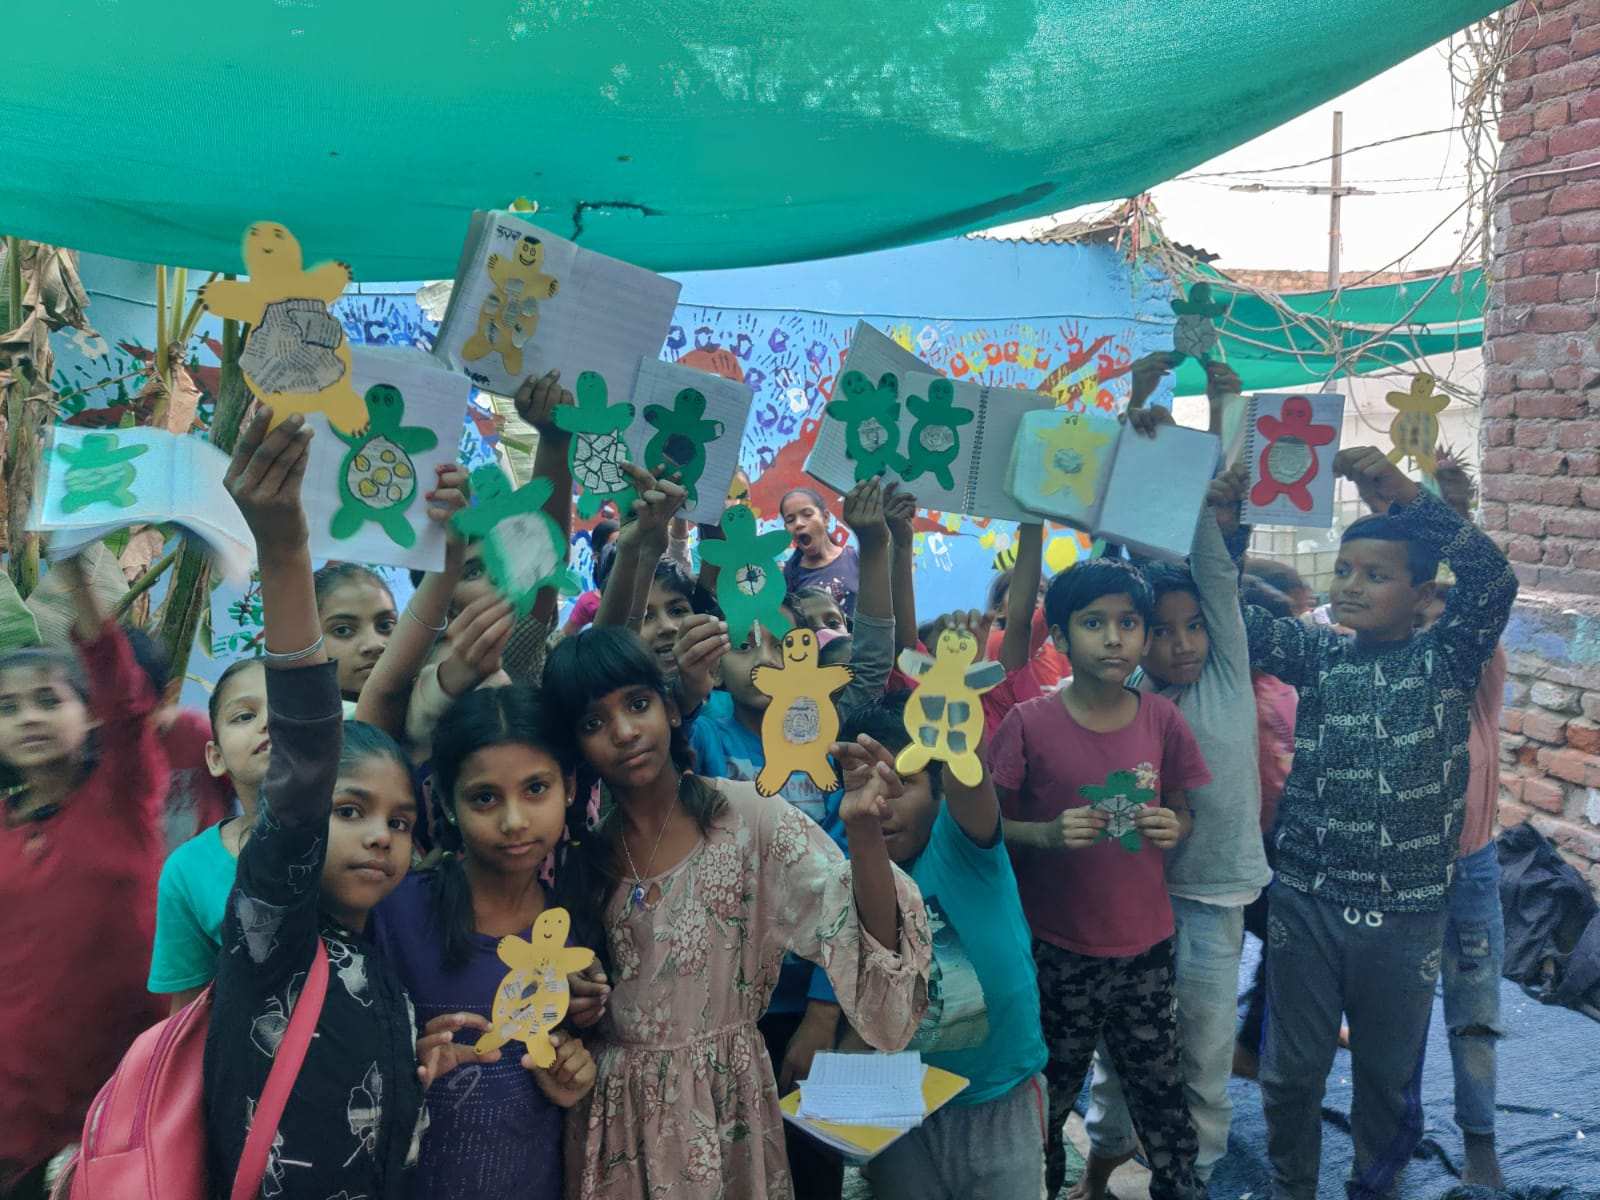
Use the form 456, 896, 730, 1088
6, 1, 1498, 279
1173, 268, 1486, 395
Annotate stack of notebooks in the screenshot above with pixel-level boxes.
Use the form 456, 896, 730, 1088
780, 1052, 968, 1161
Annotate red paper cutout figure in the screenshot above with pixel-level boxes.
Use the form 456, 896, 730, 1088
1250, 396, 1335, 511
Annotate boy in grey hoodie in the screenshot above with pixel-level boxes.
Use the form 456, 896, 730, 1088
1080, 429, 1269, 1196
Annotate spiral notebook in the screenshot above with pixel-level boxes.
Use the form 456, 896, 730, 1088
803, 322, 1053, 522
1241, 392, 1345, 528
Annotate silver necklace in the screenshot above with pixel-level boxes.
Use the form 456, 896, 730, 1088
621, 804, 677, 911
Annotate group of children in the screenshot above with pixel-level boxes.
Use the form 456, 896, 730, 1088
0, 353, 1517, 1200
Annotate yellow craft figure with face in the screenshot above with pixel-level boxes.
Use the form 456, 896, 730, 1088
462, 235, 562, 377
475, 907, 596, 1068
198, 221, 368, 434
751, 627, 854, 797
894, 627, 1006, 786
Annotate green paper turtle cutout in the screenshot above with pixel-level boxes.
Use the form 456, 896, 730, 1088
55, 432, 150, 512
643, 387, 723, 508
825, 369, 905, 482
452, 466, 582, 616
1170, 282, 1230, 363
1080, 768, 1154, 852
554, 371, 637, 519
699, 504, 792, 642
902, 378, 974, 491
329, 384, 439, 548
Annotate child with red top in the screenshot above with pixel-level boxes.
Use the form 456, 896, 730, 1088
0, 558, 168, 1200
992, 557, 1209, 1200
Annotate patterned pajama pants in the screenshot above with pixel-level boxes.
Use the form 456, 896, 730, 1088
1034, 936, 1199, 1200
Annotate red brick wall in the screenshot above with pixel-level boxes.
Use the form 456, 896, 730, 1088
1488, 0, 1600, 888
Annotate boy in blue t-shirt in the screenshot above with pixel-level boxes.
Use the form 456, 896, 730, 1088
832, 691, 1048, 1200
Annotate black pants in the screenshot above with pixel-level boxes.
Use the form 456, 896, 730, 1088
1238, 832, 1276, 1056
1034, 937, 1199, 1200
759, 1009, 844, 1200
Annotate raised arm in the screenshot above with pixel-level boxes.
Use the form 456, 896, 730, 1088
834, 478, 894, 708
522, 371, 575, 633
999, 522, 1043, 673
594, 463, 686, 633
885, 483, 920, 654
1187, 464, 1250, 689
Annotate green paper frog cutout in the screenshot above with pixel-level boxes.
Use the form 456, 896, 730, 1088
329, 384, 439, 547
554, 371, 637, 519
643, 387, 723, 508
1079, 768, 1154, 852
902, 378, 974, 491
56, 432, 149, 512
1170, 282, 1230, 363
698, 503, 792, 642
452, 466, 582, 616
826, 370, 906, 482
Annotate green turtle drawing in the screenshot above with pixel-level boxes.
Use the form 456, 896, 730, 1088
1170, 282, 1230, 363
893, 627, 1006, 786
553, 371, 636, 519
698, 504, 792, 642
453, 466, 583, 616
902, 378, 975, 491
1080, 768, 1155, 852
825, 369, 905, 482
643, 387, 723, 508
329, 384, 440, 547
56, 432, 150, 512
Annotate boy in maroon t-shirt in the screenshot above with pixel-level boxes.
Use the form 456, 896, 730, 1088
992, 558, 1210, 1200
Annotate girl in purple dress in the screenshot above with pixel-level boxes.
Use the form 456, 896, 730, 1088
372, 685, 601, 1200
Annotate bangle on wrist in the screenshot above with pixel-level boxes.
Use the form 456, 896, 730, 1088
404, 605, 448, 635
262, 634, 325, 667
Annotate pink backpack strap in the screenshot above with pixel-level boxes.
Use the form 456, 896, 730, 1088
230, 938, 331, 1200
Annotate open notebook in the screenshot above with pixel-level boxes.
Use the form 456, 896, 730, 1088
1006, 408, 1222, 561
622, 357, 753, 524
432, 210, 681, 404
780, 1062, 969, 1162
32, 426, 253, 583
803, 321, 1053, 522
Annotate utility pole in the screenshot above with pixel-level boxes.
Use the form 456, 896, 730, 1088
1228, 111, 1372, 292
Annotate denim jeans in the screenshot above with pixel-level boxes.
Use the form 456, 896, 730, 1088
1437, 842, 1504, 1136
1087, 896, 1246, 1182
1260, 883, 1447, 1200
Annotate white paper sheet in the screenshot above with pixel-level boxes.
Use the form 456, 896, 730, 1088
625, 358, 753, 524
1096, 424, 1221, 561
796, 1052, 927, 1129
1242, 392, 1345, 529
32, 425, 254, 583
435, 212, 680, 407
303, 346, 472, 572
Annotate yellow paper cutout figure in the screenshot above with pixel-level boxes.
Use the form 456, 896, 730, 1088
894, 628, 1006, 786
1035, 416, 1115, 506
1384, 375, 1449, 476
198, 222, 367, 434
475, 908, 596, 1067
462, 235, 561, 378
752, 627, 853, 796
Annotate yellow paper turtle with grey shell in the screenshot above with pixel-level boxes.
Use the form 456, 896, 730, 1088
475, 908, 596, 1067
752, 627, 854, 797
895, 627, 1006, 786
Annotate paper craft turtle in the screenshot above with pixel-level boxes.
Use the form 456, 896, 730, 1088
826, 370, 905, 481
1249, 396, 1336, 511
453, 466, 583, 616
55, 432, 149, 511
903, 378, 975, 491
643, 387, 724, 507
554, 371, 636, 518
1035, 416, 1115, 506
1170, 282, 1230, 363
198, 221, 367, 435
698, 504, 792, 642
329, 384, 439, 547
1384, 375, 1449, 477
894, 628, 1006, 786
752, 627, 853, 796
474, 907, 596, 1067
1080, 768, 1154, 852
462, 234, 561, 377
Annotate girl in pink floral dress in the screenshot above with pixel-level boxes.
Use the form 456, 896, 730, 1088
543, 627, 931, 1199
